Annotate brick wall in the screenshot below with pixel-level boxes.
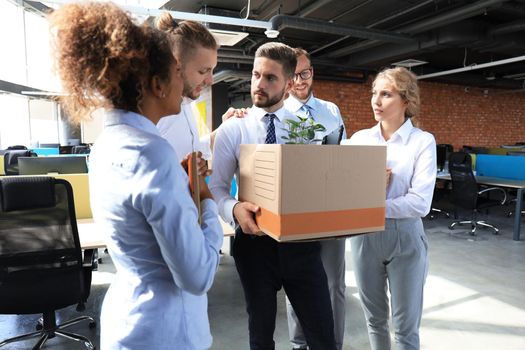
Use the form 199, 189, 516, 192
314, 78, 525, 151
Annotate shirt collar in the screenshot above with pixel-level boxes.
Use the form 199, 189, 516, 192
396, 118, 414, 145
251, 105, 292, 123
371, 118, 414, 145
104, 109, 160, 137
181, 97, 193, 105
285, 94, 316, 113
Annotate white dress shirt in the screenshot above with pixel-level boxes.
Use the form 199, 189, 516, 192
89, 109, 223, 350
157, 98, 212, 161
284, 94, 347, 142
209, 105, 297, 226
342, 119, 436, 218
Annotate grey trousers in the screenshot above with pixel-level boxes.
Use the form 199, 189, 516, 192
351, 218, 429, 350
286, 239, 346, 350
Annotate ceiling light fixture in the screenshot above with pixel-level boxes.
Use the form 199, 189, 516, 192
418, 55, 525, 80
392, 59, 428, 68
264, 29, 280, 38
210, 29, 249, 46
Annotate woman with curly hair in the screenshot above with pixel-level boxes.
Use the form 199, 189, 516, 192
48, 3, 223, 349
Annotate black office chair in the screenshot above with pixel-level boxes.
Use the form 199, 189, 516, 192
72, 144, 91, 155
3, 149, 37, 175
448, 152, 506, 235
429, 144, 453, 219
0, 176, 96, 349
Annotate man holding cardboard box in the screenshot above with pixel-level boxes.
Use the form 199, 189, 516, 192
283, 48, 347, 350
210, 42, 336, 350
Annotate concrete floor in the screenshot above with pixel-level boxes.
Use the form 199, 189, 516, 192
1, 204, 524, 349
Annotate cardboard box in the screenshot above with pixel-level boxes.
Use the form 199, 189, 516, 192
239, 144, 386, 241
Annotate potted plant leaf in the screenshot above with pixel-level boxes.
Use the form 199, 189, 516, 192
281, 116, 326, 144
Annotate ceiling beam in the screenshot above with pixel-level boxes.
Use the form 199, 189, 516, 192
269, 15, 414, 43
324, 0, 511, 59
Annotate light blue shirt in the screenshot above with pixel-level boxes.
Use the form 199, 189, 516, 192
209, 105, 297, 226
284, 94, 347, 143
342, 119, 436, 218
89, 109, 223, 350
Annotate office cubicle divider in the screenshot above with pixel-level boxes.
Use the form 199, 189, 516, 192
476, 154, 525, 180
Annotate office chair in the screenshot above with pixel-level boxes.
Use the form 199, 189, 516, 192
0, 176, 96, 350
72, 144, 91, 155
429, 144, 453, 219
3, 149, 37, 175
448, 152, 506, 235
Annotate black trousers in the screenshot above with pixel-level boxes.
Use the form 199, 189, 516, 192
232, 229, 336, 350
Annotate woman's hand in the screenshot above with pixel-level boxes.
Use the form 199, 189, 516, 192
386, 168, 392, 187
181, 152, 211, 176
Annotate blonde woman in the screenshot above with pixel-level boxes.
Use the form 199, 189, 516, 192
342, 67, 436, 350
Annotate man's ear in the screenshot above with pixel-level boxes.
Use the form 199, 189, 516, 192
285, 77, 294, 93
150, 75, 164, 99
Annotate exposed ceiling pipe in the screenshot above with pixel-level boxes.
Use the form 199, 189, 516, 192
311, 0, 434, 55
41, 0, 272, 30
347, 22, 484, 66
213, 70, 252, 84
399, 0, 509, 34
269, 15, 414, 43
294, 0, 333, 17
489, 20, 525, 36
325, 0, 510, 58
418, 55, 525, 79
217, 51, 374, 71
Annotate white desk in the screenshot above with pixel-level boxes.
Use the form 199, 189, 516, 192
437, 174, 525, 241
77, 219, 106, 250
77, 218, 235, 250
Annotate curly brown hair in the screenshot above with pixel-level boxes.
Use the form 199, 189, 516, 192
48, 2, 175, 124
155, 12, 218, 65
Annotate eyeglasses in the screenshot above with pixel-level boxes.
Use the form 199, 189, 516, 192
295, 68, 313, 81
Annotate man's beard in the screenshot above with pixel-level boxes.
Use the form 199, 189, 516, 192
291, 84, 312, 101
182, 71, 201, 100
252, 88, 286, 109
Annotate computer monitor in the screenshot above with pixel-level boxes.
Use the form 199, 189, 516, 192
18, 156, 88, 175
436, 145, 447, 172
436, 144, 454, 172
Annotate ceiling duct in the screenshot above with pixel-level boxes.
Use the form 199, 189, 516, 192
269, 15, 414, 43
325, 0, 510, 59
213, 70, 252, 85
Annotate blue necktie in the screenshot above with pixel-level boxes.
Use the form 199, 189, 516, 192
301, 104, 313, 120
265, 113, 276, 144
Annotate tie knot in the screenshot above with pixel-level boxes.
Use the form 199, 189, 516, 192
301, 105, 312, 118
265, 113, 276, 121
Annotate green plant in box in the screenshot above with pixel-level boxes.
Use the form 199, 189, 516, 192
281, 116, 326, 144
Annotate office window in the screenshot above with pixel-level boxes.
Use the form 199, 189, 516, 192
0, 1, 26, 85
29, 99, 59, 146
0, 94, 31, 149
25, 10, 60, 91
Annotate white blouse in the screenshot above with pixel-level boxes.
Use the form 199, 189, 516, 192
342, 119, 436, 218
